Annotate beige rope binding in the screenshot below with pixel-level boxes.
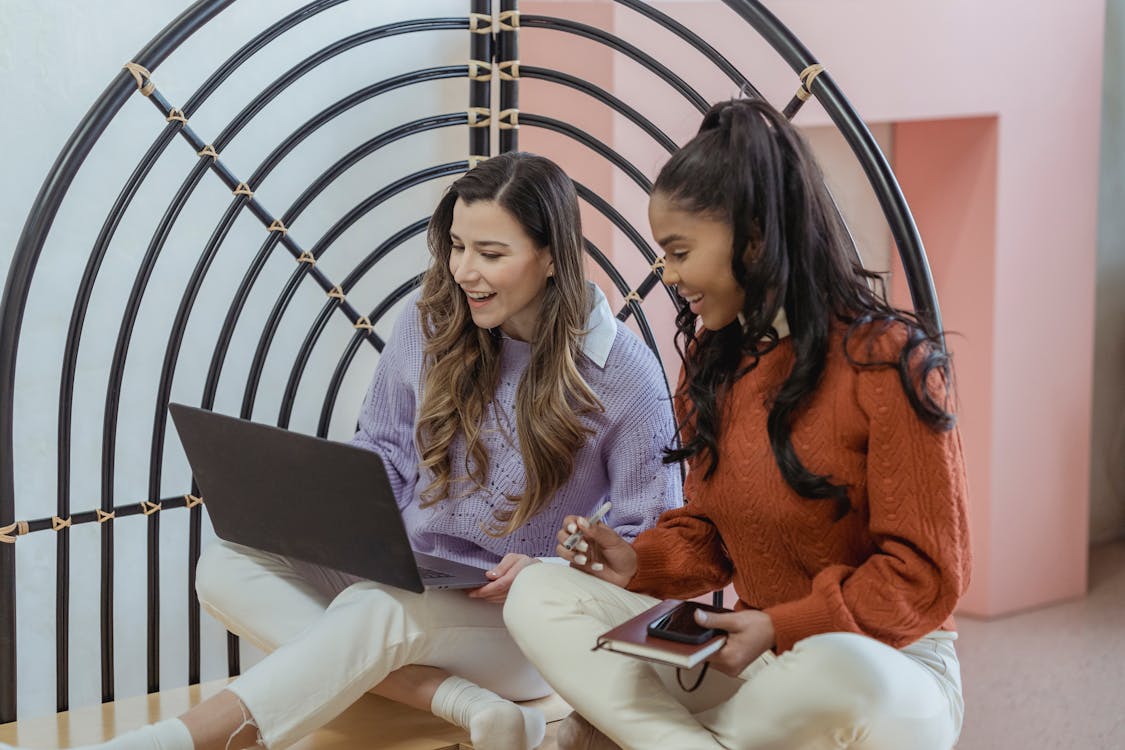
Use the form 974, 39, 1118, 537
268, 219, 288, 234
51, 516, 72, 531
233, 183, 254, 198
354, 316, 374, 332
166, 108, 187, 124
327, 285, 345, 301
468, 155, 489, 169
468, 60, 492, 82
297, 251, 316, 265
469, 12, 493, 33
198, 144, 219, 161
467, 107, 491, 128
141, 501, 162, 516
498, 61, 520, 81
497, 109, 519, 130
498, 10, 520, 30
184, 494, 203, 509
1, 520, 29, 544
123, 62, 155, 96
650, 257, 666, 271
795, 63, 825, 102
96, 509, 116, 523
624, 290, 643, 304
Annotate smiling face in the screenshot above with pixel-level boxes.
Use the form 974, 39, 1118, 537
448, 198, 555, 341
648, 192, 746, 331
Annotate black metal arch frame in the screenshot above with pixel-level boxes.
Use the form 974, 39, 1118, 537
0, 0, 941, 722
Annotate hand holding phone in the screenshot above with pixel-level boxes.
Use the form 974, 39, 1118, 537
646, 601, 731, 644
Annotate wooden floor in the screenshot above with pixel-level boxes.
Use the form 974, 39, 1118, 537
0, 681, 570, 750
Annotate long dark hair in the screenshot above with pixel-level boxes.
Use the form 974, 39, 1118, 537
659, 98, 954, 520
417, 152, 602, 535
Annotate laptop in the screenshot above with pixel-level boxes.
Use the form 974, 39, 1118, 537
168, 403, 490, 593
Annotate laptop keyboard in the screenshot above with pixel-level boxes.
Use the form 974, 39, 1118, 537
419, 567, 454, 580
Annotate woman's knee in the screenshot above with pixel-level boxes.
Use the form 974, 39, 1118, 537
503, 562, 572, 632
787, 632, 898, 708
195, 540, 250, 610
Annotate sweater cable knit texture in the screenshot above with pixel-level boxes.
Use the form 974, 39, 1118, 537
628, 323, 971, 653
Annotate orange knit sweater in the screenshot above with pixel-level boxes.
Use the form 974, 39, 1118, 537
628, 323, 972, 653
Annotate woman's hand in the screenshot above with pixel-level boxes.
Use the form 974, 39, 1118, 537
555, 513, 637, 587
696, 608, 775, 677
467, 553, 539, 604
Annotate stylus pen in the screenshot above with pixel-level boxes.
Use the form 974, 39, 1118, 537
562, 501, 612, 550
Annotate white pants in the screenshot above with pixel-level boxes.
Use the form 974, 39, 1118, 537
195, 540, 551, 748
504, 563, 964, 750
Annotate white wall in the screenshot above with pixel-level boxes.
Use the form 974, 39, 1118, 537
1, 0, 469, 719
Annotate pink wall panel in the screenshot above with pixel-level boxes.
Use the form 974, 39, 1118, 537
893, 117, 1000, 613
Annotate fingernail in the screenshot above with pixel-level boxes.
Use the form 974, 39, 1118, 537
590, 563, 604, 572
487, 570, 497, 577
577, 540, 589, 552
695, 610, 708, 623
566, 523, 577, 534
574, 554, 587, 565
578, 517, 590, 529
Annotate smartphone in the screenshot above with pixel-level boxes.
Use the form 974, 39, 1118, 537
646, 602, 730, 644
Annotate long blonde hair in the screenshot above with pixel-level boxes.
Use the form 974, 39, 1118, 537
415, 153, 603, 536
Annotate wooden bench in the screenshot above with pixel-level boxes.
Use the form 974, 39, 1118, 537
1, 685, 570, 749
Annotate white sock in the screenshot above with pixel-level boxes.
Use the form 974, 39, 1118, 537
100, 719, 195, 750
1, 718, 195, 750
431, 676, 546, 750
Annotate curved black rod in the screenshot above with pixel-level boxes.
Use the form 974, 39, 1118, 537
581, 238, 661, 360
521, 16, 709, 114
206, 22, 471, 155
238, 163, 464, 429
109, 68, 469, 692
521, 114, 651, 193
321, 276, 425, 440
609, 0, 759, 99
0, 0, 237, 720
37, 11, 472, 708
59, 0, 358, 589
54, 0, 358, 699
148, 105, 467, 537
570, 181, 676, 312
719, 0, 942, 336
521, 67, 677, 154
278, 225, 425, 428
315, 221, 430, 438
198, 117, 463, 424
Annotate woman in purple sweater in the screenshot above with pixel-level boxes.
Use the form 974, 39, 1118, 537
1, 153, 680, 750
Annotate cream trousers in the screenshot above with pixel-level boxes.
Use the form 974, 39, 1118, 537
195, 540, 550, 748
504, 563, 964, 750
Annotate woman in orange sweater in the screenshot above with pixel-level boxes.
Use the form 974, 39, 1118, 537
503, 97, 971, 750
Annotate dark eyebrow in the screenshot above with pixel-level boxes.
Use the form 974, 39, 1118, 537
655, 233, 690, 248
450, 232, 511, 249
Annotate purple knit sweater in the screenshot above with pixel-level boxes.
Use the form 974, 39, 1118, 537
349, 288, 682, 568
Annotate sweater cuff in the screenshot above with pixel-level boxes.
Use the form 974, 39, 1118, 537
625, 536, 679, 594
764, 595, 838, 654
